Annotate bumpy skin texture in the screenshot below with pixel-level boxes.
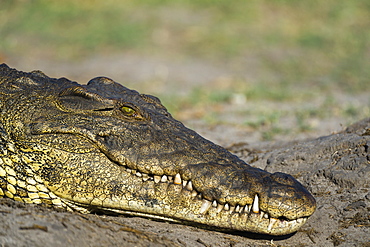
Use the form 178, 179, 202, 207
0, 64, 316, 235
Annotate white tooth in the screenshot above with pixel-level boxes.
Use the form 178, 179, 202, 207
268, 218, 278, 231
143, 174, 151, 182
235, 205, 240, 213
252, 194, 259, 214
161, 175, 168, 182
126, 168, 132, 173
191, 190, 198, 197
264, 212, 269, 219
136, 172, 142, 177
174, 173, 182, 185
154, 175, 161, 183
182, 180, 187, 187
224, 203, 230, 211
199, 200, 212, 214
216, 204, 223, 213
229, 206, 235, 214
212, 200, 217, 207
168, 176, 173, 182
259, 212, 265, 220
244, 205, 250, 214
186, 181, 193, 191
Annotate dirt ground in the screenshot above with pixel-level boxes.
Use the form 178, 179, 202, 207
0, 57, 369, 246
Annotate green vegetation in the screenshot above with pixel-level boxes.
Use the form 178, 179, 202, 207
1, 0, 369, 140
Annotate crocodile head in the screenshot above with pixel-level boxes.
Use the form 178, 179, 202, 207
0, 64, 316, 235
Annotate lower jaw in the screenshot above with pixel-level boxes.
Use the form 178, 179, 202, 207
59, 180, 308, 236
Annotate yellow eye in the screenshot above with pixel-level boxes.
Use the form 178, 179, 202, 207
121, 106, 137, 117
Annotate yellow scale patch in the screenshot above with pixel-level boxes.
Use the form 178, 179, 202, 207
0, 154, 64, 208
0, 166, 6, 177
4, 190, 14, 198
26, 185, 38, 192
23, 198, 32, 203
38, 192, 50, 199
6, 176, 17, 186
27, 192, 39, 199
14, 196, 24, 202
5, 166, 16, 176
17, 179, 27, 188
36, 184, 49, 192
6, 183, 16, 195
2, 158, 13, 167
26, 177, 37, 185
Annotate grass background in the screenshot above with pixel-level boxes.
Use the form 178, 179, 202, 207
1, 0, 369, 140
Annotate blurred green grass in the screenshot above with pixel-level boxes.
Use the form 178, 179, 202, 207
1, 0, 369, 139
1, 0, 368, 87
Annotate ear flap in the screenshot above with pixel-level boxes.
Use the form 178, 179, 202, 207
58, 86, 115, 111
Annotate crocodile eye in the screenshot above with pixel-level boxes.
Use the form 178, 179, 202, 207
121, 106, 138, 117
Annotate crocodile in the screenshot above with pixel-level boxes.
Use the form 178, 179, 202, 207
0, 64, 316, 235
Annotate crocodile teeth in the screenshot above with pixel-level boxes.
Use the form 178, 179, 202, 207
244, 205, 250, 213
182, 180, 187, 187
199, 200, 212, 214
174, 173, 182, 185
259, 211, 267, 220
154, 175, 161, 183
142, 173, 150, 181
216, 204, 223, 213
252, 194, 259, 214
185, 181, 193, 191
135, 172, 142, 177
212, 200, 217, 207
224, 203, 230, 211
268, 218, 278, 231
235, 205, 240, 213
161, 175, 168, 182
191, 190, 198, 197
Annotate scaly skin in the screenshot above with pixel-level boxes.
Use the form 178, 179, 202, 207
0, 64, 316, 235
